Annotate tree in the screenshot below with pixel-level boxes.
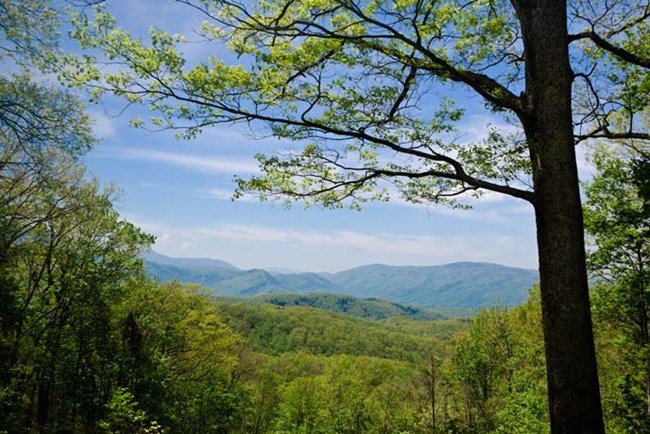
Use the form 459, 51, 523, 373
117, 282, 245, 433
0, 0, 59, 65
68, 1, 650, 431
494, 289, 548, 434
415, 353, 444, 433
0, 152, 153, 431
0, 76, 98, 430
0, 2, 167, 431
0, 0, 107, 59
447, 308, 515, 430
584, 146, 650, 432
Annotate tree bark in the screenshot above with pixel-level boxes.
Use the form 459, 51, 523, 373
512, 0, 605, 432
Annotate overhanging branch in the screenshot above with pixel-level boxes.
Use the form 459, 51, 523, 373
570, 31, 650, 69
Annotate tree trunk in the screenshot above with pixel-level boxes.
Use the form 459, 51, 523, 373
512, 0, 605, 432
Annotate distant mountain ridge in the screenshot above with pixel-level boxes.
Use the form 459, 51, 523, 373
142, 252, 539, 308
143, 251, 237, 269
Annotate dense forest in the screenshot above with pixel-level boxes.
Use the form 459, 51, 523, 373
0, 120, 647, 432
2, 0, 649, 433
215, 293, 458, 320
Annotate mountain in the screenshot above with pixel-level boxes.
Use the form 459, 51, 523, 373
143, 251, 237, 269
142, 251, 241, 291
324, 262, 540, 307
142, 252, 336, 296
143, 252, 539, 308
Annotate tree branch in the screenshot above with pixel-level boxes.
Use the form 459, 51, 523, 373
575, 125, 650, 144
570, 31, 650, 69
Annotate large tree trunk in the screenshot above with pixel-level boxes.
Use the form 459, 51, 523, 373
512, 0, 605, 432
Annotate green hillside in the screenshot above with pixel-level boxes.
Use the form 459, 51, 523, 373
212, 300, 465, 362
240, 293, 465, 320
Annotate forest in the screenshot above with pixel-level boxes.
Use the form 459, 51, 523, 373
0, 99, 647, 431
1, 179, 648, 434
1, 0, 649, 433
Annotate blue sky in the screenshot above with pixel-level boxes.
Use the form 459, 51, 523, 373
78, 0, 593, 272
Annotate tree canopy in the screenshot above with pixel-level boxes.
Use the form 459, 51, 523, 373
67, 0, 648, 206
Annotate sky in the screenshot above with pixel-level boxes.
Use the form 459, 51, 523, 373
76, 0, 594, 273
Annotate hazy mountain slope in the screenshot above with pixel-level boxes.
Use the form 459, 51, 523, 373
217, 269, 286, 295
143, 261, 240, 287
273, 272, 338, 293
143, 254, 335, 295
326, 262, 539, 307
143, 251, 237, 269
144, 252, 539, 308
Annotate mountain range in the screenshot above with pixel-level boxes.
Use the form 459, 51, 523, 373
143, 251, 539, 308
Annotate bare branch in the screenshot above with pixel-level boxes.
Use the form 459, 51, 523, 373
575, 125, 650, 143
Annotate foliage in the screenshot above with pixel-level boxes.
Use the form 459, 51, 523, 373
0, 0, 60, 65
246, 293, 448, 320
0, 47, 246, 434
1, 1, 649, 431
99, 388, 164, 434
115, 282, 247, 433
0, 74, 94, 159
0, 110, 155, 431
584, 147, 650, 433
212, 300, 463, 362
444, 294, 548, 433
584, 149, 650, 286
1, 146, 646, 434
64, 1, 647, 207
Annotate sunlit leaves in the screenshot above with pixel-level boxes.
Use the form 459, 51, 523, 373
0, 0, 60, 66
67, 0, 536, 209
583, 149, 650, 279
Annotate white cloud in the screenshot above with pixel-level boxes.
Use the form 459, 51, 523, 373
576, 144, 597, 180
89, 111, 116, 139
203, 188, 257, 202
458, 114, 522, 143
115, 149, 260, 174
206, 189, 234, 200
139, 182, 160, 189
477, 190, 510, 203
378, 192, 532, 223
130, 219, 537, 271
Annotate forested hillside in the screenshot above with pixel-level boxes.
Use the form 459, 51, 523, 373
231, 293, 461, 320
1, 132, 647, 433
212, 301, 463, 361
